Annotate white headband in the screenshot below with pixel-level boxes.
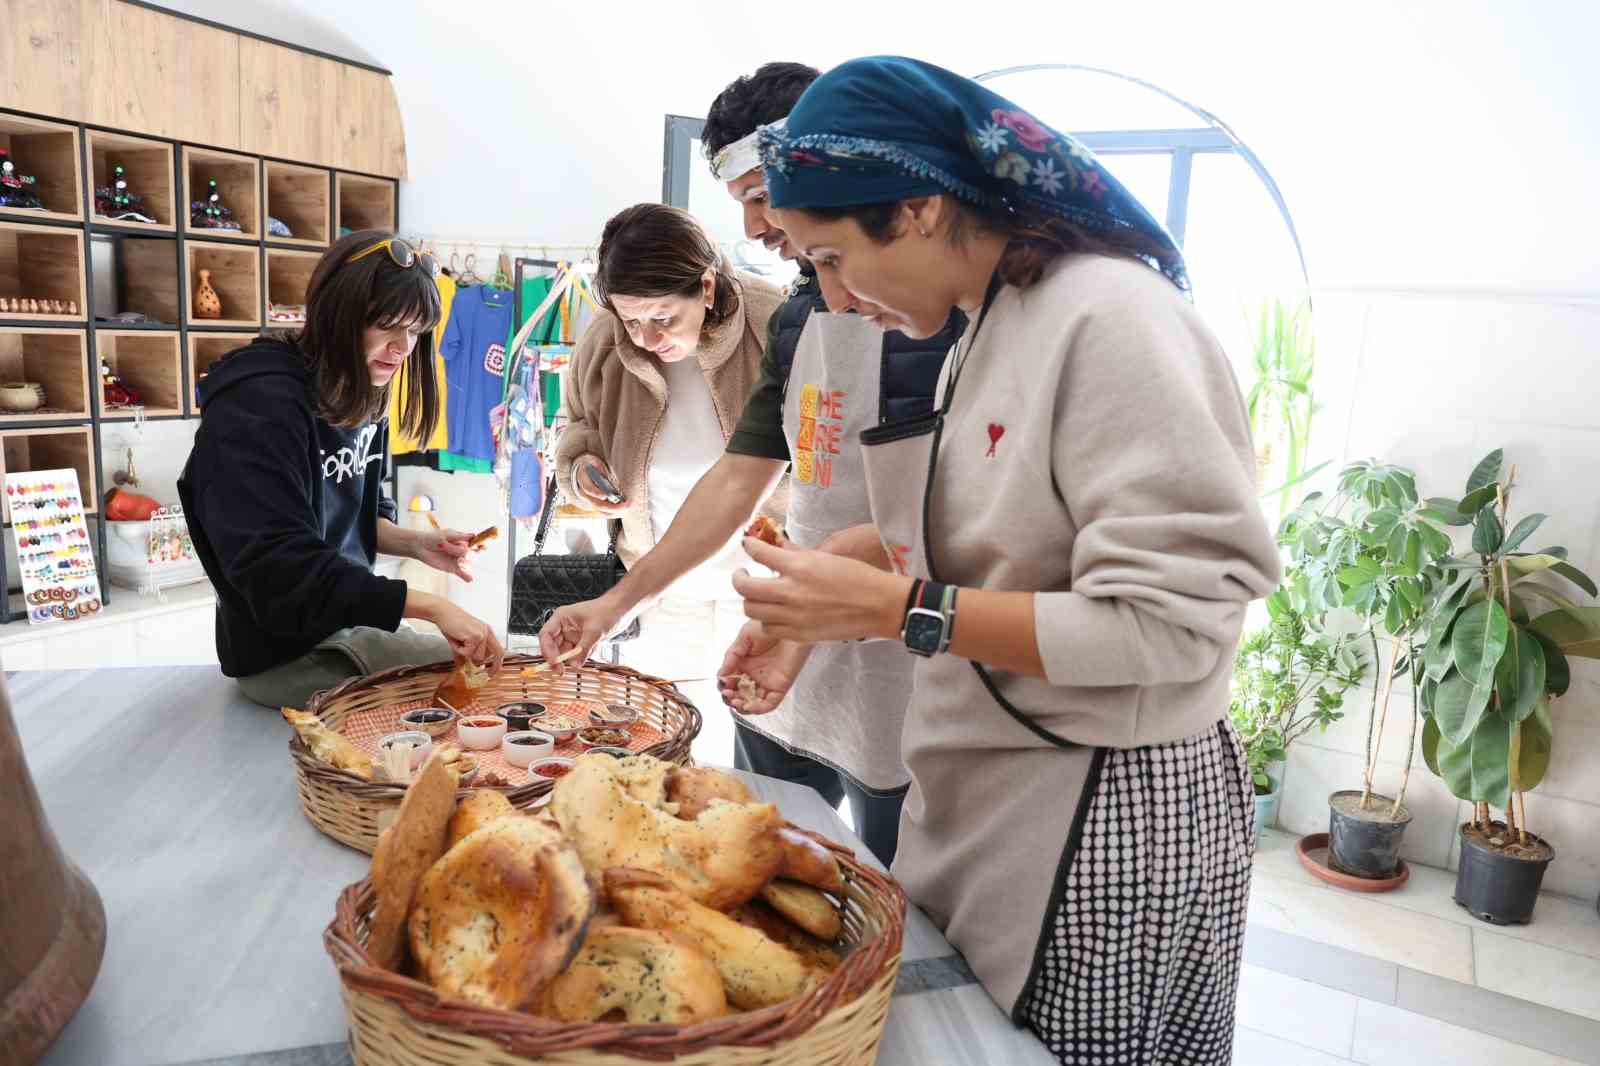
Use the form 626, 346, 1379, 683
709, 119, 785, 183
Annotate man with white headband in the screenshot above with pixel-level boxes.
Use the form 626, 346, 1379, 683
540, 63, 961, 863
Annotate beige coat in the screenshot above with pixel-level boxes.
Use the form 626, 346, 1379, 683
555, 272, 785, 566
860, 253, 1281, 1014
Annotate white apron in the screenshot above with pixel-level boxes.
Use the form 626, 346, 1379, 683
737, 313, 913, 794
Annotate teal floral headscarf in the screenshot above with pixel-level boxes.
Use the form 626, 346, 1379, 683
760, 56, 1187, 291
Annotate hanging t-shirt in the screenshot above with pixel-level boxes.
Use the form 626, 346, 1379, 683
439, 284, 514, 463
390, 272, 455, 455
648, 357, 746, 600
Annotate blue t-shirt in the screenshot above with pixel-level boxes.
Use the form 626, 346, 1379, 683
439, 285, 514, 462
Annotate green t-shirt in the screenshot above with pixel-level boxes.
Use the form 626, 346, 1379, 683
724, 308, 791, 462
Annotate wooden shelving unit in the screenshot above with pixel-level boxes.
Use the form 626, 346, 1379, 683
265, 161, 331, 247
0, 222, 86, 322
86, 130, 176, 232
185, 240, 261, 328
265, 248, 317, 327
0, 328, 89, 421
0, 427, 97, 523
0, 106, 398, 626
335, 172, 397, 234
97, 331, 183, 419
187, 332, 259, 414
183, 147, 262, 242
0, 113, 83, 223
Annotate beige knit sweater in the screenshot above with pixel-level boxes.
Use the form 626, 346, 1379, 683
555, 272, 785, 566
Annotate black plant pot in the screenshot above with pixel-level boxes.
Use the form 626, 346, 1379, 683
1455, 827, 1554, 925
1327, 789, 1411, 879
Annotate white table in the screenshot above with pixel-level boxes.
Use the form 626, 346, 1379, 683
12, 666, 1054, 1066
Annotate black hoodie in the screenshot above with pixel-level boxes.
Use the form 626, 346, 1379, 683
178, 338, 406, 678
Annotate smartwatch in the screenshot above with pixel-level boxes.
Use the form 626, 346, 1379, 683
902, 580, 955, 657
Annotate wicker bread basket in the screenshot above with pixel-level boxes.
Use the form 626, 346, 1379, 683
290, 655, 701, 854
325, 835, 906, 1065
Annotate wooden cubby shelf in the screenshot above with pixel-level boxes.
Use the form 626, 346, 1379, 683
0, 112, 83, 223
335, 172, 397, 235
86, 130, 176, 232
0, 222, 86, 322
183, 147, 261, 242
265, 161, 330, 247
103, 236, 182, 326
265, 248, 317, 327
184, 241, 260, 328
0, 426, 97, 522
0, 328, 90, 422
187, 332, 258, 414
97, 330, 183, 419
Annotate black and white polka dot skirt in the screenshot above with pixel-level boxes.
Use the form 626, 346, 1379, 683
1016, 721, 1255, 1065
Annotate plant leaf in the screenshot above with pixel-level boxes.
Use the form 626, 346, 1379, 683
1465, 448, 1504, 496
1517, 582, 1579, 614
1434, 670, 1492, 744
1550, 561, 1599, 598
1423, 497, 1473, 527
1438, 711, 1511, 809
1493, 626, 1545, 723
1528, 628, 1571, 696
1501, 513, 1547, 554
1506, 554, 1562, 576
1472, 505, 1504, 556
1529, 607, 1600, 659
1422, 714, 1443, 776
1518, 699, 1554, 792
1452, 600, 1510, 686
1458, 485, 1499, 516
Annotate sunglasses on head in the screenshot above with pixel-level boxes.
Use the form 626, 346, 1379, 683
345, 237, 440, 279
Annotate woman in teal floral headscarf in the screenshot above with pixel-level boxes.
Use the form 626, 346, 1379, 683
726, 57, 1279, 1064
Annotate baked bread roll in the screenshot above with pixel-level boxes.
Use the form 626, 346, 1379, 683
605, 868, 817, 1010
665, 766, 753, 819
447, 790, 518, 849
727, 900, 841, 976
759, 879, 843, 941
281, 706, 372, 778
368, 751, 457, 970
534, 925, 727, 1025
775, 828, 847, 896
409, 817, 594, 1011
552, 755, 782, 910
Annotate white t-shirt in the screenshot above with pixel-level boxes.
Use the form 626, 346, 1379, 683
647, 357, 747, 600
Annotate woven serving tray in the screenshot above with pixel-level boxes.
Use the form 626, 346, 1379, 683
325, 834, 906, 1065
289, 655, 701, 853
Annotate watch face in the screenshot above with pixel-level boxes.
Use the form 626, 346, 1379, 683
904, 611, 945, 655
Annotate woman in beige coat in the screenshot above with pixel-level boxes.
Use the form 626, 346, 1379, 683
554, 204, 784, 663
731, 59, 1281, 1065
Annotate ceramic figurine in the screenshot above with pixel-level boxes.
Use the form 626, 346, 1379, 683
193, 269, 222, 319
190, 178, 241, 231
94, 163, 157, 224
101, 360, 141, 409
0, 148, 45, 210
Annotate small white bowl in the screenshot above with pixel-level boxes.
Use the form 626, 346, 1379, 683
502, 730, 555, 767
457, 716, 507, 751
400, 707, 457, 738
526, 755, 575, 783
590, 703, 640, 728
377, 731, 433, 770
538, 715, 580, 742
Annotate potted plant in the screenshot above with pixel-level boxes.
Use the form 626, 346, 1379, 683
1279, 459, 1454, 880
1230, 572, 1368, 837
1415, 449, 1598, 924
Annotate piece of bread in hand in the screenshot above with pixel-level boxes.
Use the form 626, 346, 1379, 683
467, 525, 499, 550
433, 655, 492, 711
744, 515, 782, 547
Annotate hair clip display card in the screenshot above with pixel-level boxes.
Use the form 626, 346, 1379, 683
6, 469, 103, 626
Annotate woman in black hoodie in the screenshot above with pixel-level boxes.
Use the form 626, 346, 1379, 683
179, 230, 503, 708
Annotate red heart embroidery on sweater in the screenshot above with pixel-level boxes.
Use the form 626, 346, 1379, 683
986, 422, 1005, 458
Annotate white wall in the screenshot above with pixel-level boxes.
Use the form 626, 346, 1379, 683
1275, 287, 1600, 901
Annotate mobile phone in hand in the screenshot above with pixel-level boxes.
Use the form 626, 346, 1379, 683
584, 464, 625, 504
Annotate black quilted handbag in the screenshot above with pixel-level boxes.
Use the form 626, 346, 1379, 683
508, 474, 641, 640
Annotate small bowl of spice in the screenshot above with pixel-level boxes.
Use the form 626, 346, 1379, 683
495, 701, 545, 733
537, 715, 580, 742
527, 755, 574, 782
457, 716, 507, 751
399, 707, 457, 738
589, 703, 640, 729
577, 726, 630, 750
585, 745, 635, 760
502, 729, 556, 767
